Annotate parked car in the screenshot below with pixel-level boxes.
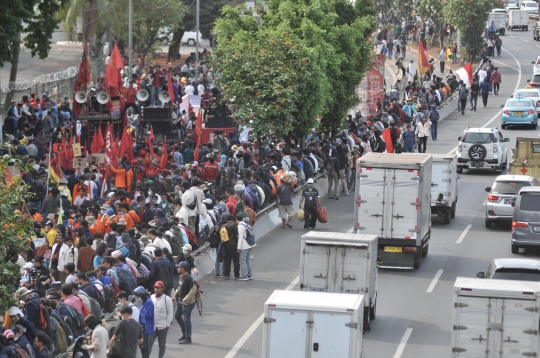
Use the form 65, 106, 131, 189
181, 30, 203, 46
476, 258, 540, 281
484, 174, 538, 228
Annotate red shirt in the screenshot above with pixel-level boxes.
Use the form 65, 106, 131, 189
123, 87, 137, 103
146, 166, 161, 178
202, 162, 219, 181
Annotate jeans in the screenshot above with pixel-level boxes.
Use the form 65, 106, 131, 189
223, 246, 240, 278
215, 256, 223, 275
239, 248, 252, 278
140, 333, 155, 358
481, 92, 489, 106
470, 95, 478, 110
439, 62, 445, 74
417, 137, 427, 153
338, 169, 348, 195
493, 83, 500, 94
496, 45, 501, 56
460, 98, 467, 113
452, 53, 457, 64
402, 145, 415, 152
431, 121, 438, 140
488, 46, 494, 57
304, 207, 318, 228
327, 173, 339, 198
148, 327, 168, 358
152, 87, 162, 106
175, 302, 195, 339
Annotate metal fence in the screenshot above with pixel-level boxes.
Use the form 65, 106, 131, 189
0, 66, 79, 106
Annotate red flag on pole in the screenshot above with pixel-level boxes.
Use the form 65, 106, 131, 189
161, 136, 168, 167
168, 75, 175, 103
104, 43, 123, 97
90, 127, 101, 154
73, 49, 91, 116
66, 132, 75, 169
193, 111, 203, 161
104, 122, 117, 166
118, 127, 134, 162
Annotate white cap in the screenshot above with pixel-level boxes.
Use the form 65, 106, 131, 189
202, 198, 212, 205
8, 307, 21, 316
307, 178, 314, 184
24, 262, 34, 269
182, 244, 192, 251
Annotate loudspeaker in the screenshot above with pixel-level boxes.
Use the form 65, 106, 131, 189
142, 107, 170, 121
206, 116, 234, 128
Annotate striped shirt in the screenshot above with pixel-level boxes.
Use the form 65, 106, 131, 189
151, 294, 174, 330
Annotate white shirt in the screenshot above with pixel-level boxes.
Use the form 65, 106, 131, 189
237, 223, 254, 250
197, 84, 205, 95
415, 121, 432, 137
185, 85, 195, 95
151, 293, 174, 330
175, 206, 189, 224
478, 69, 487, 83
58, 244, 79, 271
151, 237, 172, 253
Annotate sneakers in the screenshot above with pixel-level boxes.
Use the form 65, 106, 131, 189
178, 334, 186, 342
224, 276, 230, 280
238, 277, 250, 281
234, 277, 239, 281
179, 339, 192, 344
216, 274, 224, 278
248, 276, 253, 280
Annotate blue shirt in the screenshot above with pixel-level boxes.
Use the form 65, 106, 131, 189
403, 131, 415, 147
140, 297, 155, 335
174, 151, 183, 166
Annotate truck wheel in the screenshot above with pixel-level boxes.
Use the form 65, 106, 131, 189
526, 26, 529, 31
414, 248, 422, 269
485, 219, 493, 229
450, 202, 456, 218
511, 244, 520, 254
443, 211, 450, 224
370, 300, 376, 320
422, 243, 429, 257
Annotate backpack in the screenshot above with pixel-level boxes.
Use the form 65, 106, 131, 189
247, 185, 260, 210
112, 266, 133, 292
155, 260, 172, 288
102, 285, 117, 313
234, 158, 244, 174
219, 226, 230, 243
374, 138, 387, 153
32, 301, 49, 332
186, 190, 197, 210
78, 291, 102, 318
165, 233, 182, 256
208, 223, 222, 248
429, 110, 440, 122
459, 87, 468, 99
51, 311, 74, 343
106, 273, 120, 296
241, 222, 255, 246
13, 345, 31, 358
302, 157, 314, 178
57, 302, 85, 334
326, 158, 337, 175
118, 240, 137, 259
31, 181, 45, 202
51, 317, 68, 354
137, 262, 150, 281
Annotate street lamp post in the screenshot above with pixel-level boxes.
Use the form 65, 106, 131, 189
128, 0, 133, 75
195, 0, 199, 78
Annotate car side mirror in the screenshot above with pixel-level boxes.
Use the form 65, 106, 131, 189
533, 61, 536, 64
510, 95, 514, 98
504, 137, 510, 142
485, 187, 491, 192
500, 104, 505, 107
476, 272, 485, 278
458, 136, 461, 141
528, 79, 531, 83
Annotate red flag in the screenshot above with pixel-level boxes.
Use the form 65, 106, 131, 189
66, 132, 75, 169
101, 168, 109, 197
193, 111, 203, 160
73, 49, 91, 116
104, 122, 117, 166
90, 127, 101, 154
97, 125, 105, 149
104, 43, 123, 97
168, 74, 175, 103
118, 127, 134, 162
161, 136, 168, 167
455, 62, 473, 87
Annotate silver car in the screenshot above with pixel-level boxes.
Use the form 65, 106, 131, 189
485, 175, 538, 228
476, 258, 540, 281
512, 186, 540, 253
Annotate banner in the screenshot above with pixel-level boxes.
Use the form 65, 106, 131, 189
417, 39, 430, 80
359, 54, 385, 118
455, 62, 473, 87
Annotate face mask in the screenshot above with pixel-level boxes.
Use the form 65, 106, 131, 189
78, 284, 82, 289
137, 297, 143, 303
182, 249, 188, 255
148, 191, 152, 195
150, 208, 155, 212
307, 185, 313, 188
81, 345, 86, 350
118, 302, 124, 307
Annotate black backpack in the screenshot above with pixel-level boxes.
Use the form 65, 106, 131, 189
209, 223, 222, 248
374, 138, 386, 153
155, 260, 172, 288
31, 181, 45, 202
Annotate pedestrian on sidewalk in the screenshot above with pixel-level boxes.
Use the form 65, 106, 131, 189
459, 84, 469, 115
394, 38, 401, 60
401, 124, 416, 152
407, 60, 415, 82
491, 67, 501, 95
438, 49, 445, 74
415, 117, 431, 153
428, 105, 440, 139
236, 214, 254, 280
276, 173, 295, 226
451, 42, 458, 64
470, 79, 479, 111
326, 152, 340, 200
400, 34, 407, 58
479, 77, 492, 108
108, 306, 143, 358
495, 36, 502, 57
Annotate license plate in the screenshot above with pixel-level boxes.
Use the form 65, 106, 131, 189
384, 246, 403, 253
472, 163, 484, 167
504, 199, 511, 204
534, 227, 540, 233
514, 111, 524, 116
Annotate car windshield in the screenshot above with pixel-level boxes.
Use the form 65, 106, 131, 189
492, 269, 540, 281
525, 3, 537, 8
517, 92, 538, 98
519, 194, 540, 211
462, 132, 495, 143
491, 181, 531, 194
507, 100, 532, 107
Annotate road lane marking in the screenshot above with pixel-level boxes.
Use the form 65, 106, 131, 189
456, 224, 472, 244
447, 48, 522, 155
224, 276, 300, 358
426, 269, 444, 293
482, 200, 487, 206
523, 39, 529, 42
536, 45, 540, 49
393, 328, 413, 358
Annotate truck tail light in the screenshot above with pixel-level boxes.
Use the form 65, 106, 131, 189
512, 221, 529, 228
528, 109, 535, 115
403, 247, 417, 252
487, 194, 499, 202
503, 109, 509, 115
458, 144, 462, 152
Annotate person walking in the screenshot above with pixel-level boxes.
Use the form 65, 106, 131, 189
221, 214, 240, 280
108, 306, 143, 358
407, 60, 415, 82
336, 144, 349, 196
491, 67, 502, 96
400, 124, 416, 152
479, 77, 492, 108
470, 79, 480, 111
133, 286, 155, 358
299, 178, 321, 230
276, 173, 294, 227
326, 151, 340, 200
236, 214, 254, 281
438, 49, 445, 74
495, 36, 502, 57
173, 261, 196, 344
149, 281, 174, 358
84, 314, 109, 358
459, 84, 469, 115
415, 117, 431, 153
428, 105, 440, 140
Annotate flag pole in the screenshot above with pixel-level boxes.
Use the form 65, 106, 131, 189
46, 141, 52, 196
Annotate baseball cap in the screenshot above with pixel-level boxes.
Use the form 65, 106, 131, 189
12, 325, 23, 334
182, 244, 192, 251
176, 261, 190, 270
7, 307, 21, 316
307, 178, 314, 184
154, 281, 165, 288
24, 262, 34, 269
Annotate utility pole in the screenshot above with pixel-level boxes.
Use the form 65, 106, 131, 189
195, 0, 200, 79
128, 0, 133, 76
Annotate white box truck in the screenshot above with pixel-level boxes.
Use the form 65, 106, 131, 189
452, 277, 540, 358
429, 154, 459, 224
487, 11, 507, 35
507, 9, 529, 31
262, 290, 365, 358
354, 153, 432, 269
299, 232, 378, 330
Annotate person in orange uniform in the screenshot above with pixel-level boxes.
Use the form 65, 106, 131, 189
119, 203, 140, 230
108, 163, 128, 191
86, 215, 103, 237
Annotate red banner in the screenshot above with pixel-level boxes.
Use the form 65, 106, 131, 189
360, 54, 385, 119
104, 122, 117, 166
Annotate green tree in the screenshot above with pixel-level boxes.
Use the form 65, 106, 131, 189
0, 145, 35, 309
443, 0, 495, 62
181, 0, 245, 40
414, 0, 444, 47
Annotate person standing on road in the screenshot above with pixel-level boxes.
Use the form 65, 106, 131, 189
401, 124, 417, 152
299, 178, 321, 231
479, 77, 492, 108
459, 84, 469, 115
84, 314, 109, 358
133, 286, 155, 358
326, 151, 340, 200
336, 144, 349, 197
236, 214, 254, 281
470, 79, 480, 111
173, 261, 196, 344
495, 36, 502, 57
428, 105, 440, 140
491, 67, 501, 96
222, 214, 240, 280
438, 49, 445, 74
407, 60, 415, 82
276, 173, 294, 227
415, 117, 431, 153
149, 281, 174, 358
108, 306, 143, 358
